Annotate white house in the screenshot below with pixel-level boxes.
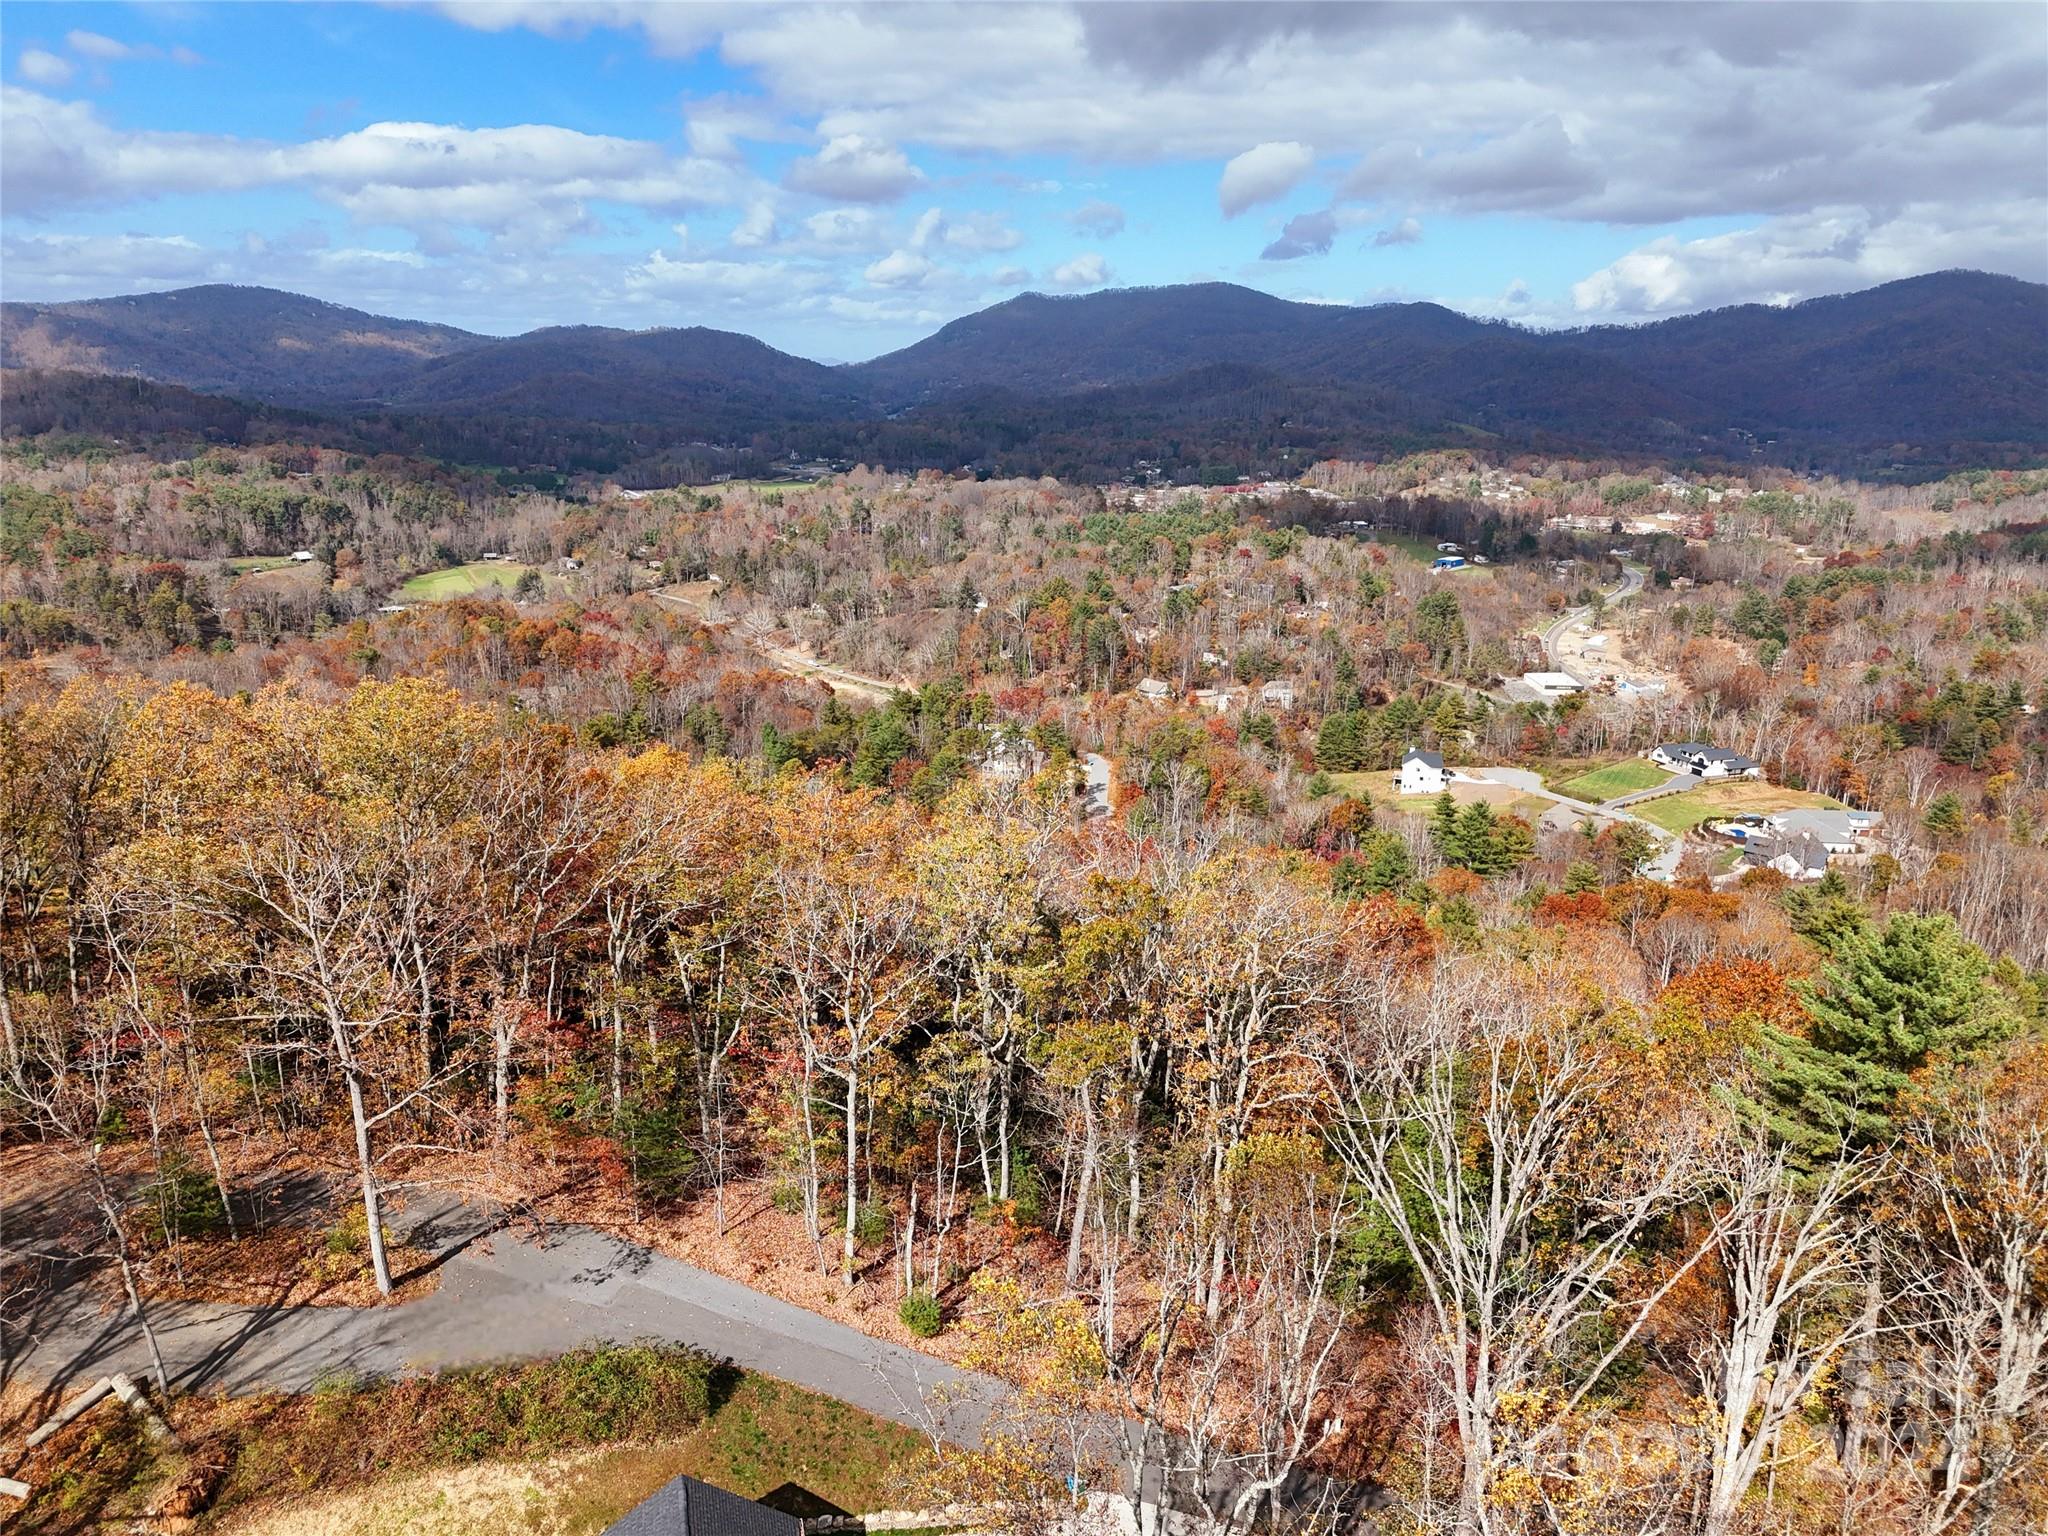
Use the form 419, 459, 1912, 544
290, 550, 315, 562
1765, 808, 1880, 853
1650, 742, 1762, 779
1260, 679, 1298, 710
1746, 829, 1831, 881
1522, 672, 1584, 699
1137, 677, 1173, 704
1399, 748, 1447, 796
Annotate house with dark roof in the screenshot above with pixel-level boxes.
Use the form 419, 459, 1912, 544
1744, 828, 1832, 881
1399, 748, 1446, 795
1650, 742, 1762, 779
603, 1475, 804, 1536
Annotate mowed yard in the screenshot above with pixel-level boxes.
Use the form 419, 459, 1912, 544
1632, 780, 1843, 835
1554, 758, 1670, 802
1324, 772, 1551, 822
397, 561, 540, 601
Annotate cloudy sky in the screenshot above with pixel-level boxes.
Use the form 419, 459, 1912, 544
3, 1, 2044, 359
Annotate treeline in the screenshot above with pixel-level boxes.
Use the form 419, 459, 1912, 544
2, 668, 2042, 1534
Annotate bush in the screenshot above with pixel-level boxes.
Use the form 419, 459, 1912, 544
853, 1201, 890, 1248
899, 1289, 943, 1338
137, 1152, 230, 1247
770, 1181, 806, 1215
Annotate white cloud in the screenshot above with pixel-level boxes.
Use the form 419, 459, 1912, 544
1570, 205, 2048, 320
1260, 210, 1336, 262
63, 30, 203, 66
942, 211, 1024, 253
1068, 199, 1125, 238
1371, 216, 1422, 248
865, 248, 935, 287
0, 89, 758, 246
1218, 140, 1315, 217
17, 49, 73, 86
784, 133, 923, 202
1049, 251, 1110, 288
993, 264, 1031, 286
730, 199, 781, 248
800, 206, 888, 248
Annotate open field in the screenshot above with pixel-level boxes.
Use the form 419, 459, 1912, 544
706, 477, 821, 494
1633, 781, 1843, 835
224, 555, 308, 574
398, 561, 539, 601
1555, 759, 1670, 801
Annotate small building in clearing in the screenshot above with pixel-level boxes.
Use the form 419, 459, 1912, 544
1522, 672, 1584, 699
1137, 677, 1173, 704
1399, 748, 1447, 796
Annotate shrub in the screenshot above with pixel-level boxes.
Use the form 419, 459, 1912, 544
853, 1201, 890, 1248
137, 1152, 230, 1247
899, 1290, 943, 1338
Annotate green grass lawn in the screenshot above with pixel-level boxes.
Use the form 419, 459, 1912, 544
398, 561, 539, 601
225, 554, 308, 574
1555, 759, 1670, 802
1632, 781, 1843, 836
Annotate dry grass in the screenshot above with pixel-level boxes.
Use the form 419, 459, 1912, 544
1633, 780, 1842, 834
4, 1350, 930, 1536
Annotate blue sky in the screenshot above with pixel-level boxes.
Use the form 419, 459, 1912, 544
3, 2, 2043, 360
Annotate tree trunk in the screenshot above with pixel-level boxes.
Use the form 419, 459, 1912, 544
842, 1068, 860, 1285
1065, 1080, 1097, 1290
343, 1064, 393, 1297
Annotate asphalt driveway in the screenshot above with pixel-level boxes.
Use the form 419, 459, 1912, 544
2, 1195, 999, 1445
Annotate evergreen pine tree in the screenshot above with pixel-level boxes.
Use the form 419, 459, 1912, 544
1753, 913, 2017, 1163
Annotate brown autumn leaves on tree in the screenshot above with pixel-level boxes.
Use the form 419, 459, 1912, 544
2, 664, 2043, 1536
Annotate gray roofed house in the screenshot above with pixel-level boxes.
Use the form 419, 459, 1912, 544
604, 1475, 802, 1536
1650, 742, 1762, 779
1399, 747, 1447, 795
1745, 828, 1832, 881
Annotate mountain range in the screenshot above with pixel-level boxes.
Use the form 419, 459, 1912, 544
4, 271, 2044, 480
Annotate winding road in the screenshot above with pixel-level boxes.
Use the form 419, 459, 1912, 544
646, 584, 905, 704
3, 1196, 999, 1445
1542, 560, 1645, 672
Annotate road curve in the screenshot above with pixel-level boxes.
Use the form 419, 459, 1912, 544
4, 1197, 1001, 1445
1542, 561, 1644, 672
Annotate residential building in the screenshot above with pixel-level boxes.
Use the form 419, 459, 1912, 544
1260, 679, 1298, 709
1763, 807, 1881, 853
1399, 748, 1447, 796
604, 1474, 802, 1535
1649, 742, 1762, 779
1137, 677, 1172, 703
1745, 828, 1832, 881
1522, 671, 1584, 699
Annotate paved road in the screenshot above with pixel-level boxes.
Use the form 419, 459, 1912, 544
647, 586, 904, 704
1542, 561, 1644, 672
3, 1198, 1000, 1445
1080, 752, 1113, 819
1474, 764, 1687, 881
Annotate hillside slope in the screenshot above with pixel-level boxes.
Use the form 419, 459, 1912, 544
4, 272, 2042, 473
0, 285, 488, 403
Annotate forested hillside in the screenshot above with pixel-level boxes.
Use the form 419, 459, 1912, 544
7, 272, 2044, 480
4, 431, 2046, 1533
